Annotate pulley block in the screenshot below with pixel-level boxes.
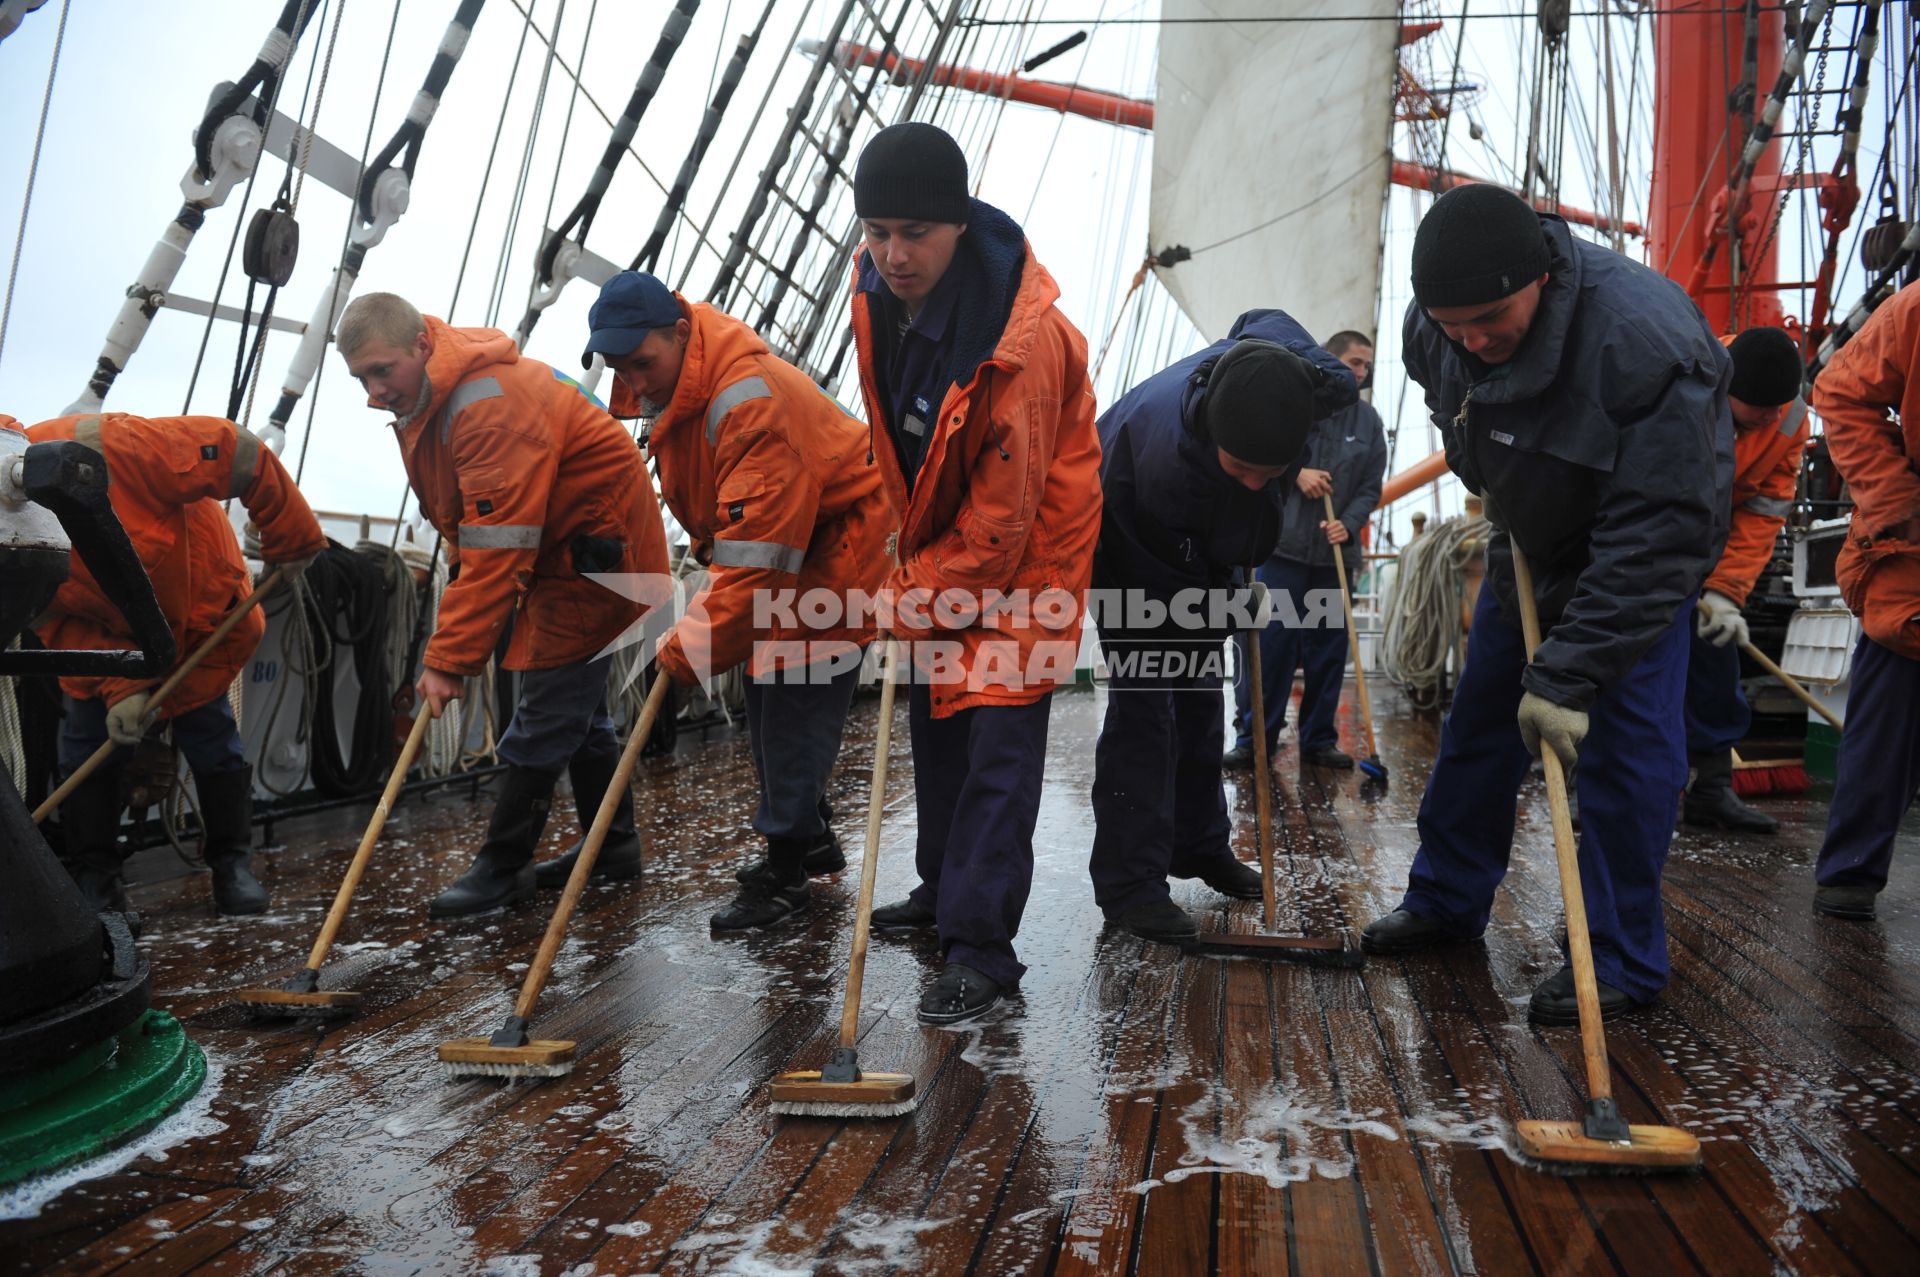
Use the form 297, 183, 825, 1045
243, 200, 300, 287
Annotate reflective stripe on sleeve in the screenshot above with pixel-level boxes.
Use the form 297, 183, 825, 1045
705, 376, 772, 444
228, 428, 263, 498
710, 537, 804, 573
457, 522, 542, 549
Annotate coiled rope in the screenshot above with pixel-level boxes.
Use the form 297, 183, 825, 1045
1380, 513, 1488, 710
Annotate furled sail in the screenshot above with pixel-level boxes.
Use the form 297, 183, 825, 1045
1151, 0, 1399, 343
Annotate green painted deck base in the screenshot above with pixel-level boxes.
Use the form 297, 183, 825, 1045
1805, 719, 1842, 782
0, 1011, 207, 1188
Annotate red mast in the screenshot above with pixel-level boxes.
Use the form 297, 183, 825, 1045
1650, 1, 1790, 333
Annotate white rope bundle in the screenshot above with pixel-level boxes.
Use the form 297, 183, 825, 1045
1381, 513, 1489, 709
0, 639, 25, 789
420, 554, 496, 777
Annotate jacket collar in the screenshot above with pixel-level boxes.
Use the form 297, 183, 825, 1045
648, 298, 717, 453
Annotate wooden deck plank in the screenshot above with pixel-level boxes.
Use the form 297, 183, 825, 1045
7, 686, 1920, 1274
1134, 949, 1225, 1275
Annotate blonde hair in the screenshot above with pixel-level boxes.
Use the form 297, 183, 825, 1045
336, 292, 426, 356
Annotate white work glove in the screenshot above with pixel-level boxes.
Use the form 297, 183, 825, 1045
106, 691, 152, 747
1517, 691, 1587, 769
268, 553, 318, 587
1694, 590, 1748, 649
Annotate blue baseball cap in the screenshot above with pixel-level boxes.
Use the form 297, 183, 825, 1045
582, 271, 682, 367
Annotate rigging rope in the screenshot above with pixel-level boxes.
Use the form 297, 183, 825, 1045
0, 0, 68, 371
296, 0, 404, 483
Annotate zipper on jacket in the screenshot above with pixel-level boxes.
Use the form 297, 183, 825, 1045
1453, 386, 1480, 486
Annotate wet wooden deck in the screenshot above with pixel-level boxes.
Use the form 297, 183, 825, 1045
5, 683, 1919, 1275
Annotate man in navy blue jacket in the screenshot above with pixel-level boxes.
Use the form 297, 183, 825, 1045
1229, 329, 1388, 769
1090, 311, 1356, 945
1363, 185, 1732, 1025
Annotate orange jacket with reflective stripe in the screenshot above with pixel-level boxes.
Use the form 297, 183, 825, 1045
1812, 281, 1920, 659
850, 227, 1102, 717
26, 412, 325, 714
395, 318, 670, 676
1704, 396, 1812, 605
611, 301, 889, 683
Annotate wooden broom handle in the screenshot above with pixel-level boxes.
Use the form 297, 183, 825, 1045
303, 708, 435, 972
1511, 544, 1614, 1105
32, 568, 287, 824
1324, 492, 1380, 759
1248, 613, 1279, 933
840, 637, 898, 1048
512, 674, 670, 1021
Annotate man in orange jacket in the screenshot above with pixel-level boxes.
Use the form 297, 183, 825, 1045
18, 411, 325, 915
1807, 281, 1920, 920
850, 122, 1103, 1025
579, 270, 891, 930
336, 293, 670, 919
1682, 326, 1812, 833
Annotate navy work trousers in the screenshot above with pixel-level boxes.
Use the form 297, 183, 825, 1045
60, 693, 248, 779
1683, 627, 1750, 755
1397, 584, 1691, 1002
1089, 639, 1237, 915
1816, 634, 1920, 891
743, 662, 860, 841
1232, 558, 1346, 754
906, 683, 1052, 988
496, 655, 619, 773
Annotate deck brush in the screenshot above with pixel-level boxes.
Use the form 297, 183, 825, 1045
1516, 545, 1698, 1173
1729, 749, 1810, 798
769, 638, 917, 1118
1196, 592, 1366, 968
233, 710, 434, 1019
1326, 492, 1388, 790
439, 677, 669, 1081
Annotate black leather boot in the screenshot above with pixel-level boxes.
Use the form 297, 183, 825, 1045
734, 827, 846, 883
197, 766, 269, 915
1682, 750, 1779, 834
55, 767, 131, 914
711, 846, 811, 931
533, 746, 642, 888
432, 766, 555, 917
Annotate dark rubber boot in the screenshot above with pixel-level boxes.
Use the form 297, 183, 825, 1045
734, 827, 846, 883
711, 855, 811, 931
431, 766, 555, 918
1683, 749, 1779, 834
55, 767, 130, 914
534, 747, 642, 888
197, 766, 269, 915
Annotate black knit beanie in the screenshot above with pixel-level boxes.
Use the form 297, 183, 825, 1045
1727, 326, 1804, 405
1411, 184, 1552, 309
854, 122, 970, 224
1202, 339, 1319, 468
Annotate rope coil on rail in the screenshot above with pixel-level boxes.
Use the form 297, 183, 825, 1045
1380, 513, 1488, 710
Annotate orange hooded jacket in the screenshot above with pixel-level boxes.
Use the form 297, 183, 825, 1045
1812, 281, 1920, 660
24, 412, 325, 715
610, 300, 889, 684
1705, 332, 1813, 605
396, 317, 670, 677
850, 218, 1102, 718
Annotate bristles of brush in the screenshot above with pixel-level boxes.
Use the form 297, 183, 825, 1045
769, 1097, 919, 1118
440, 1060, 576, 1081
237, 1001, 355, 1020
1357, 756, 1388, 784
1730, 763, 1809, 797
